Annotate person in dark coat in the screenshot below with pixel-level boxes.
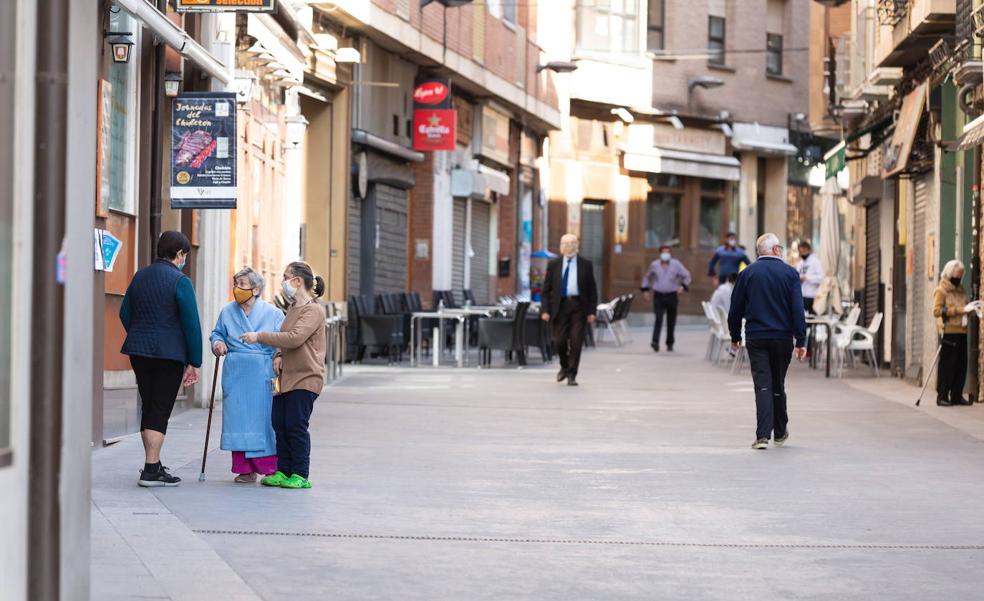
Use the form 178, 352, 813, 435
120, 231, 203, 487
541, 234, 598, 386
728, 233, 807, 450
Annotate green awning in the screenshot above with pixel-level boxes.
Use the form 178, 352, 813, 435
823, 116, 893, 179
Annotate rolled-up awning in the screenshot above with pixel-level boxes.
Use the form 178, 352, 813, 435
621, 146, 741, 181
117, 0, 230, 85
731, 123, 798, 156
451, 163, 511, 200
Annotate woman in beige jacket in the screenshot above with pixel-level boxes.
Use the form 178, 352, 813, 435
932, 259, 972, 406
241, 261, 327, 488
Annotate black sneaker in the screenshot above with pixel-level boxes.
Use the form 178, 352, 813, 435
651, 344, 660, 352
667, 345, 674, 352
556, 368, 568, 382
138, 464, 181, 487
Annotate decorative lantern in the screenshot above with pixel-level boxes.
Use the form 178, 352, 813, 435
164, 72, 182, 98
106, 33, 134, 64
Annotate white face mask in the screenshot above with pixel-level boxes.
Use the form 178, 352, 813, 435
660, 252, 671, 262
281, 279, 297, 299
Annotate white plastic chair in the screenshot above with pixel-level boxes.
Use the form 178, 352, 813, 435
702, 301, 718, 360
594, 299, 621, 346
838, 312, 883, 377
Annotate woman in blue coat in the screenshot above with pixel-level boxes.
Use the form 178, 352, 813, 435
210, 267, 284, 483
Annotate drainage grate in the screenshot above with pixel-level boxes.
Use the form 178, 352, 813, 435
192, 529, 984, 551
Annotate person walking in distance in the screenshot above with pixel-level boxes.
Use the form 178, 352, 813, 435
728, 233, 807, 450
241, 262, 327, 489
541, 234, 598, 386
796, 241, 824, 314
640, 245, 692, 352
707, 232, 750, 284
119, 231, 202, 487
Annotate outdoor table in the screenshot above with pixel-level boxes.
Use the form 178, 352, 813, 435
409, 311, 467, 367
440, 307, 497, 365
805, 316, 834, 378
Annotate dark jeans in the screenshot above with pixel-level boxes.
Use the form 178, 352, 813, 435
272, 389, 318, 479
651, 292, 679, 348
553, 296, 587, 378
937, 333, 968, 402
130, 355, 184, 435
745, 339, 793, 440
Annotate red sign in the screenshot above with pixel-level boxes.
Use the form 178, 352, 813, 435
413, 109, 456, 151
413, 81, 450, 106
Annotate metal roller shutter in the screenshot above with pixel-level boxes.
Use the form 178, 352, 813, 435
864, 202, 880, 329
471, 200, 492, 304
373, 183, 408, 294
452, 198, 466, 291
910, 177, 929, 374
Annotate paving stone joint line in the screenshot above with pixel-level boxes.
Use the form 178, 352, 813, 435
192, 529, 984, 550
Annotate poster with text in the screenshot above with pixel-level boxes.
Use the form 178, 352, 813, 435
170, 92, 237, 209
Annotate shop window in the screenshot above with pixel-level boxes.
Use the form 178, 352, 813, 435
648, 0, 665, 52
699, 196, 723, 248
576, 0, 640, 55
105, 6, 138, 214
645, 192, 680, 248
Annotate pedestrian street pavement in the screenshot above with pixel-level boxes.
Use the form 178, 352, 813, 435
92, 325, 984, 600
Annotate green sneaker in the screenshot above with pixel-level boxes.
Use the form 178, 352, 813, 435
261, 471, 289, 487
280, 474, 312, 489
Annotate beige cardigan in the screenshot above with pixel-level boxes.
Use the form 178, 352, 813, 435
932, 279, 969, 335
257, 301, 326, 394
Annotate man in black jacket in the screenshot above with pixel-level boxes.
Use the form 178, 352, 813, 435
541, 234, 598, 386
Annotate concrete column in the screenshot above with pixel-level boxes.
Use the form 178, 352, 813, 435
737, 152, 758, 250
195, 13, 234, 406
764, 157, 788, 243
432, 151, 453, 290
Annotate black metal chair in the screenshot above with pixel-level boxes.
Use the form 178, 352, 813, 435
478, 302, 531, 367
352, 294, 405, 363
524, 312, 553, 362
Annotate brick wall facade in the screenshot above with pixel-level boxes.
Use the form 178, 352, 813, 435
409, 152, 434, 305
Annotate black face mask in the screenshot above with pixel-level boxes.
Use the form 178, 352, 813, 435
950, 277, 962, 287
800, 252, 810, 260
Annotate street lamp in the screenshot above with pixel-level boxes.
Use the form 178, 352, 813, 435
105, 32, 134, 64
536, 61, 579, 74
687, 76, 724, 112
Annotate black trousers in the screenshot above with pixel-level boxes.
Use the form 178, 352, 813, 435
937, 333, 968, 402
651, 292, 679, 348
553, 296, 587, 378
803, 297, 815, 314
130, 355, 185, 435
272, 389, 318, 479
745, 339, 793, 440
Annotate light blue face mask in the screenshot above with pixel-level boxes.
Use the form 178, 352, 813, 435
660, 252, 671, 262
176, 253, 186, 271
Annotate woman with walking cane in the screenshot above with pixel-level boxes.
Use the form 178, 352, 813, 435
932, 260, 974, 406
240, 262, 326, 490
208, 267, 284, 483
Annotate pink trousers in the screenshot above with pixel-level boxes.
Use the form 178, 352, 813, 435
231, 452, 278, 475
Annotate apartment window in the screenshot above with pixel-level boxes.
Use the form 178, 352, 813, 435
708, 16, 726, 66
487, 0, 516, 25
648, 0, 665, 52
766, 0, 785, 76
766, 33, 783, 76
576, 0, 640, 55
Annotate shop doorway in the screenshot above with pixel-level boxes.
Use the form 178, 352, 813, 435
581, 201, 606, 298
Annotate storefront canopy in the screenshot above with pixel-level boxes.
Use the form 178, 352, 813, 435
951, 113, 984, 151
731, 123, 798, 156
621, 147, 740, 181
451, 163, 511, 199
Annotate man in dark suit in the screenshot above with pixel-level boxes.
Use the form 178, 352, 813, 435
541, 234, 598, 386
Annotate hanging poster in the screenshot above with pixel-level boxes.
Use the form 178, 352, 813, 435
170, 92, 237, 209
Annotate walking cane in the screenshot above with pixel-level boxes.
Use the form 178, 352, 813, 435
199, 358, 221, 482
915, 341, 943, 407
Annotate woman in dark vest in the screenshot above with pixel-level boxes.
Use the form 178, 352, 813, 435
120, 231, 203, 487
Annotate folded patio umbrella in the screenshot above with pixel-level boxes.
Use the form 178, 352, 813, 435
812, 177, 843, 316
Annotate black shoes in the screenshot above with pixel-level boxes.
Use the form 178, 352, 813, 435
138, 463, 181, 487
567, 376, 578, 386
954, 397, 974, 406
651, 344, 659, 352
556, 368, 568, 382
667, 345, 674, 352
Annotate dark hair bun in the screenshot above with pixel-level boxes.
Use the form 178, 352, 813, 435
313, 275, 326, 298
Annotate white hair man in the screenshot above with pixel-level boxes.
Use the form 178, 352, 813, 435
541, 234, 599, 386
727, 233, 807, 450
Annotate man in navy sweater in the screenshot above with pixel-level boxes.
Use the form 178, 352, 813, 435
728, 233, 807, 450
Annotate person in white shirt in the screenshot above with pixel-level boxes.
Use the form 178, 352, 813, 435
796, 241, 824, 314
710, 272, 737, 317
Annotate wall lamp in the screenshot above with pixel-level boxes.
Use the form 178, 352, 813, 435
164, 72, 182, 97
536, 61, 579, 73
105, 32, 134, 64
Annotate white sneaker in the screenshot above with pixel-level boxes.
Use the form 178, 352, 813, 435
751, 439, 768, 450
774, 430, 789, 447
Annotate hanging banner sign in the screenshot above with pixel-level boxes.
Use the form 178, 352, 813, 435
170, 92, 237, 209
413, 109, 457, 151
175, 0, 276, 12
412, 77, 455, 151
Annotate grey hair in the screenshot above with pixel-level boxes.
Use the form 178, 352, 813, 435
233, 266, 264, 293
756, 233, 781, 256
941, 259, 965, 280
